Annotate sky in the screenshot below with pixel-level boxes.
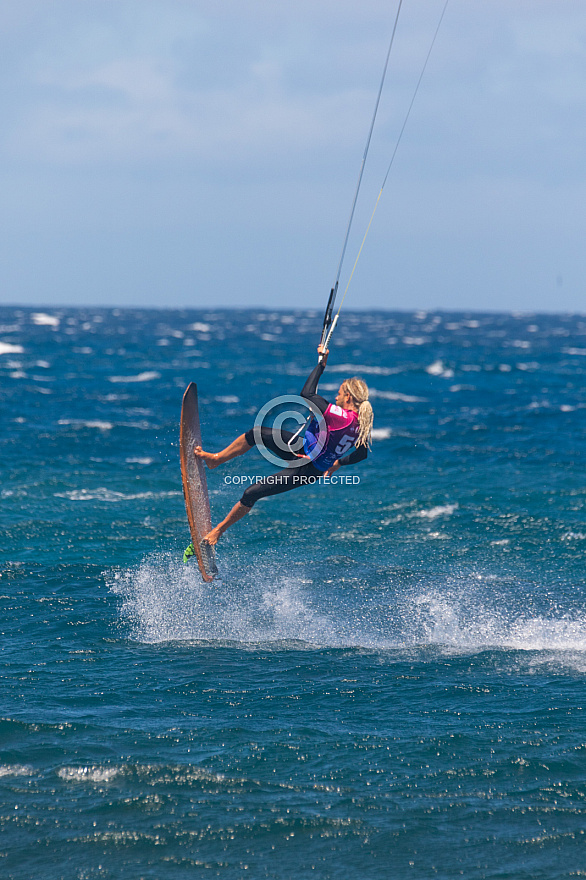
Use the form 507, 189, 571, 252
0, 0, 585, 313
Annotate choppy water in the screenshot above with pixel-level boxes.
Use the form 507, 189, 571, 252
1, 306, 586, 879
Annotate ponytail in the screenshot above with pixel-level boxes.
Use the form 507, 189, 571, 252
356, 400, 374, 448
342, 377, 373, 448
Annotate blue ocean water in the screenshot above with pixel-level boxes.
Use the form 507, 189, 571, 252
1, 305, 586, 880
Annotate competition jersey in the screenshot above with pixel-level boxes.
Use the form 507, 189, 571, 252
303, 404, 360, 472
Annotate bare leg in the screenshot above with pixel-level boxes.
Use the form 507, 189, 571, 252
194, 433, 252, 469
204, 501, 250, 545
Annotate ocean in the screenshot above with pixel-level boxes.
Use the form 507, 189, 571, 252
1, 305, 585, 879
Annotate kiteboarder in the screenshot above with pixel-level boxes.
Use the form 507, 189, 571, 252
194, 346, 373, 545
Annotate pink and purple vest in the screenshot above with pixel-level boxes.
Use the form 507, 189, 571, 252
303, 405, 360, 471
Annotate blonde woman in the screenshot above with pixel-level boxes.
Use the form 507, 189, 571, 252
193, 346, 373, 546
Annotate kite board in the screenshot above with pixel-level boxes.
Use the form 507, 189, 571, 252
179, 382, 218, 581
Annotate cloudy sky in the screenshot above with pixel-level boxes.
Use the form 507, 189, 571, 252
1, 0, 585, 312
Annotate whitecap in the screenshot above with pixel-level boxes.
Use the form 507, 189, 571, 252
108, 371, 161, 383
31, 312, 60, 327
0, 764, 34, 778
371, 427, 392, 441
58, 766, 120, 783
369, 389, 427, 402
187, 322, 211, 333
0, 342, 24, 355
58, 420, 113, 431
328, 364, 399, 376
56, 488, 181, 502
414, 503, 458, 520
426, 359, 454, 378
215, 395, 240, 404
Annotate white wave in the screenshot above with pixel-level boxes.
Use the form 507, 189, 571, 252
328, 364, 400, 376
409, 588, 586, 660
563, 347, 586, 356
0, 342, 24, 355
369, 389, 427, 402
426, 359, 454, 378
31, 312, 60, 327
414, 503, 458, 520
371, 427, 392, 441
58, 419, 113, 431
56, 488, 181, 502
109, 371, 161, 383
126, 457, 154, 465
0, 764, 34, 778
58, 766, 120, 783
188, 322, 211, 332
402, 336, 428, 345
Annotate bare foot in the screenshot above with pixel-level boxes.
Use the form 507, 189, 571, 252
203, 527, 222, 546
194, 445, 221, 469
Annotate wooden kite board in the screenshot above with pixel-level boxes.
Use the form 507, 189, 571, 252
179, 382, 218, 582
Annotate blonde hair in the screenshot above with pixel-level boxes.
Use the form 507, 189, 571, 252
342, 377, 373, 448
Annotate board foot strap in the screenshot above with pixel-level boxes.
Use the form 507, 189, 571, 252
199, 539, 218, 578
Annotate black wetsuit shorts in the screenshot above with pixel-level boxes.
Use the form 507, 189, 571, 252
239, 427, 323, 508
